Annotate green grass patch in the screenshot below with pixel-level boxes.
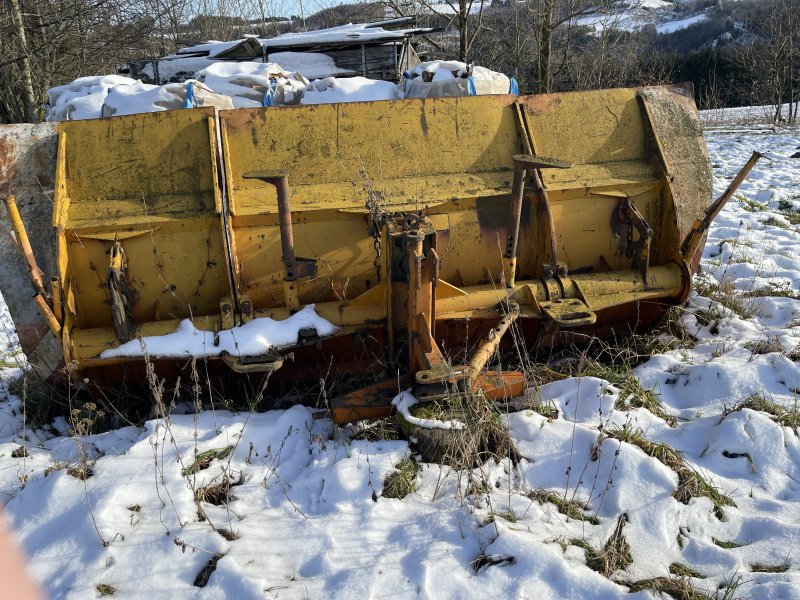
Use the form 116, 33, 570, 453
737, 194, 767, 212
382, 458, 420, 499
751, 562, 789, 573
182, 447, 233, 476
712, 537, 744, 549
761, 215, 791, 230
96, 583, 117, 596
747, 282, 800, 300
554, 359, 676, 426
742, 337, 784, 355
694, 278, 756, 320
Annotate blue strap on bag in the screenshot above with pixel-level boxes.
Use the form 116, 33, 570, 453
263, 79, 278, 107
184, 81, 197, 108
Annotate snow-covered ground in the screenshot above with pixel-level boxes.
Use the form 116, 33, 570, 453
574, 0, 695, 34
1, 119, 799, 599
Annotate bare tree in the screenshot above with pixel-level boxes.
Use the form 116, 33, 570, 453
381, 0, 487, 61
525, 0, 626, 93
1, 0, 160, 123
738, 0, 799, 123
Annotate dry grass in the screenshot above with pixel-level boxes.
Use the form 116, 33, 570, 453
725, 392, 800, 433
397, 391, 519, 468
571, 513, 632, 577
627, 577, 713, 600
194, 473, 243, 506
215, 527, 240, 541
67, 462, 94, 480
527, 488, 599, 525
669, 562, 704, 578
10, 445, 28, 458
8, 368, 70, 429
606, 425, 736, 519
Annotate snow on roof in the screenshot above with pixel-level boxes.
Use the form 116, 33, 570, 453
266, 51, 354, 79
638, 0, 671, 8
169, 22, 433, 60
261, 22, 433, 49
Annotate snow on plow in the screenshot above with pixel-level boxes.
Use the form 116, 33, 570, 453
0, 85, 761, 422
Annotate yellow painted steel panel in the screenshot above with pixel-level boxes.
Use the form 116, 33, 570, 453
220, 95, 523, 215
38, 87, 709, 377
55, 109, 232, 330
521, 88, 648, 167
58, 108, 220, 225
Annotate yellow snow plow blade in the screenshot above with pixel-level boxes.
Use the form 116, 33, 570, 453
3, 84, 727, 420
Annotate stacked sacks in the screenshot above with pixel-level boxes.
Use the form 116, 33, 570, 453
301, 76, 403, 104
46, 77, 234, 121
197, 62, 309, 108
400, 60, 514, 99
44, 59, 517, 122
101, 80, 233, 117
47, 75, 138, 121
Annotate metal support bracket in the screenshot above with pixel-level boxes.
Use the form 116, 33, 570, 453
612, 198, 652, 281
242, 170, 317, 312
503, 154, 572, 287
539, 298, 597, 328
106, 238, 134, 342
220, 350, 290, 373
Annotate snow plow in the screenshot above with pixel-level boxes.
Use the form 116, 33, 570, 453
0, 84, 758, 422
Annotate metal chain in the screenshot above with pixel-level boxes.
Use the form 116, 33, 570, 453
371, 225, 382, 283
364, 176, 386, 284
625, 219, 634, 259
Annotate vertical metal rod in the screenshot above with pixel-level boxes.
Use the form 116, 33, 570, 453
273, 175, 301, 312
50, 277, 63, 324
243, 171, 302, 312
3, 194, 47, 298
503, 161, 527, 288
273, 176, 296, 269
405, 231, 426, 374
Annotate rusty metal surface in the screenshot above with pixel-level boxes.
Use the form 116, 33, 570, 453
637, 84, 713, 257
0, 122, 60, 371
